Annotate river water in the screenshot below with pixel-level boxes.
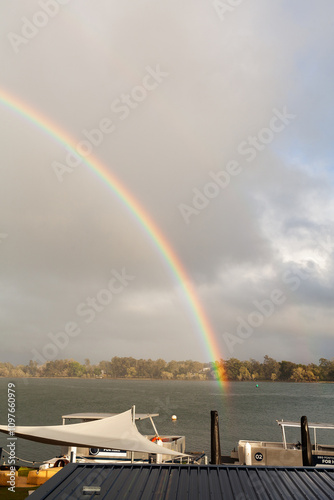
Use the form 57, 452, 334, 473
0, 378, 333, 464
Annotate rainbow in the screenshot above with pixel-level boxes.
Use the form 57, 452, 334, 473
0, 87, 227, 387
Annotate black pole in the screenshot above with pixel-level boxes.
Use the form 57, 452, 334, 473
301, 415, 312, 466
210, 410, 221, 465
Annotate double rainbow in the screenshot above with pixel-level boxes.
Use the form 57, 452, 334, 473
0, 87, 226, 387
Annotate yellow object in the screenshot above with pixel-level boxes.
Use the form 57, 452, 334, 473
0, 470, 18, 486
27, 467, 62, 485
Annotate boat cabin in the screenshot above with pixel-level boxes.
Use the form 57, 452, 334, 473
233, 420, 334, 467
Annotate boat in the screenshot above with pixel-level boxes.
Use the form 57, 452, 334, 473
0, 407, 205, 472
230, 417, 334, 466
49, 409, 188, 466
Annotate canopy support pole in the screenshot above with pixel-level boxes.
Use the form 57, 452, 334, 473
131, 405, 135, 463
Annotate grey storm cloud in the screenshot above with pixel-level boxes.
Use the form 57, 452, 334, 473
1, 0, 334, 365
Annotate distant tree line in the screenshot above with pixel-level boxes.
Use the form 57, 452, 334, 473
214, 356, 334, 382
1, 356, 334, 382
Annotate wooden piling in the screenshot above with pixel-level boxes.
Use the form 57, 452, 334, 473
301, 415, 312, 466
211, 410, 222, 465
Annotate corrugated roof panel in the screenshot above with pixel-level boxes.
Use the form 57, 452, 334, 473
246, 468, 269, 499
124, 466, 150, 500
225, 467, 250, 499
301, 469, 334, 500
184, 466, 197, 500
308, 469, 334, 498
217, 467, 235, 499
290, 468, 322, 499
108, 465, 133, 498
257, 468, 287, 499
153, 467, 170, 500
43, 463, 85, 499
161, 467, 176, 500
175, 465, 189, 500
198, 466, 211, 500
238, 468, 261, 500
28, 463, 334, 500
272, 468, 295, 499
286, 468, 318, 499
137, 464, 161, 500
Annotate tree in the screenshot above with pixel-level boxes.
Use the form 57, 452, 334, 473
249, 359, 262, 379
307, 363, 321, 381
152, 359, 167, 378
67, 361, 85, 378
224, 358, 242, 380
1, 356, 334, 381
110, 357, 125, 377
165, 360, 179, 376
126, 367, 137, 378
238, 366, 251, 381
291, 366, 305, 382
304, 370, 317, 382
327, 363, 334, 381
27, 360, 39, 377
279, 361, 295, 381
319, 358, 331, 380
263, 355, 280, 380
0, 363, 10, 377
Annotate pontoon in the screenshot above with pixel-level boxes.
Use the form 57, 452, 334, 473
231, 419, 334, 466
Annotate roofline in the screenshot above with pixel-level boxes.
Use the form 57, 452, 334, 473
61, 412, 160, 421
277, 420, 334, 430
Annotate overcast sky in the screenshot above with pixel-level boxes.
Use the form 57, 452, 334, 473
1, 0, 334, 365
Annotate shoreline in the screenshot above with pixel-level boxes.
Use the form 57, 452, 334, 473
0, 376, 332, 383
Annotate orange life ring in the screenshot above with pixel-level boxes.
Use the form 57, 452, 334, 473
151, 436, 162, 443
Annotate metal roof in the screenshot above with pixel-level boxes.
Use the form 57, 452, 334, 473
28, 463, 334, 500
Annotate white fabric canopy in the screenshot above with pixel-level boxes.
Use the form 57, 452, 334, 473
0, 409, 184, 456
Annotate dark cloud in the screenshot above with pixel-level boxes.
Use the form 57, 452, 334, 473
1, 1, 334, 365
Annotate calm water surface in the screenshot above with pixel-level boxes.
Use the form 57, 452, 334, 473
0, 379, 333, 464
